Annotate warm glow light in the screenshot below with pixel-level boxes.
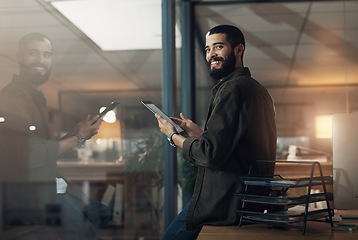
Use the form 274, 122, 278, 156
99, 107, 116, 123
51, 0, 181, 51
29, 125, 36, 131
94, 120, 121, 140
315, 115, 333, 138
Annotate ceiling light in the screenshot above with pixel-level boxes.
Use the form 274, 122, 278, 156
50, 0, 181, 51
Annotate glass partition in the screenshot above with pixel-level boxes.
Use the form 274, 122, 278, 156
0, 1, 169, 239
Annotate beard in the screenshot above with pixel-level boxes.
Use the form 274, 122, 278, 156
19, 64, 51, 86
209, 51, 236, 84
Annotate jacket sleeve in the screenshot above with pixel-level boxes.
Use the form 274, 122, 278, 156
182, 83, 250, 168
0, 89, 60, 174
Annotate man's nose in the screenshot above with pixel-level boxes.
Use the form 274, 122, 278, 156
209, 49, 217, 57
35, 53, 46, 64
38, 55, 46, 63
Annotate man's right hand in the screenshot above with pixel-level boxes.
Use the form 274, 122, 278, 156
171, 113, 203, 139
59, 115, 103, 153
76, 115, 102, 140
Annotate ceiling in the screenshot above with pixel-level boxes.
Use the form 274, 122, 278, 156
0, 0, 357, 114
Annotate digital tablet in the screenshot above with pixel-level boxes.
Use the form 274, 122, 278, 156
93, 101, 120, 124
141, 101, 184, 133
99, 102, 120, 117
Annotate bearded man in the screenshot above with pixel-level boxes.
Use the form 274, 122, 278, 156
0, 32, 109, 239
155, 25, 277, 239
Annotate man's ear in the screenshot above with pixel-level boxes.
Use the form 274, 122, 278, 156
237, 44, 244, 55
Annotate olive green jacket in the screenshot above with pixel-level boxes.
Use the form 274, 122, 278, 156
0, 75, 60, 182
183, 67, 277, 231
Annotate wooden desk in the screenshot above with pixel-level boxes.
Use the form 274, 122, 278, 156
57, 160, 127, 226
57, 160, 126, 200
198, 211, 358, 240
275, 161, 333, 178
57, 160, 125, 182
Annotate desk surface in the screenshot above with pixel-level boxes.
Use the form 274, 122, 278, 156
57, 160, 125, 181
198, 210, 358, 240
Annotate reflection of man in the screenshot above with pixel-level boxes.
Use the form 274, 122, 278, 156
156, 25, 277, 239
0, 32, 109, 239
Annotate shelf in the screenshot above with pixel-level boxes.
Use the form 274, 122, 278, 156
236, 192, 333, 205
237, 208, 333, 224
239, 176, 333, 188
237, 160, 333, 235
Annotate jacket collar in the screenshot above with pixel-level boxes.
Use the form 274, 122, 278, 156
211, 67, 251, 95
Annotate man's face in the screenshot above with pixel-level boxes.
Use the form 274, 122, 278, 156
205, 33, 237, 82
17, 40, 52, 85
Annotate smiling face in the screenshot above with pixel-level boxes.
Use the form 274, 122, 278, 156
17, 39, 53, 86
205, 33, 244, 82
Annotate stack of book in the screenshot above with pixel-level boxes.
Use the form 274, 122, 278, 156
101, 183, 124, 224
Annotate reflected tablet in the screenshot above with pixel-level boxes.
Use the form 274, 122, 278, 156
99, 102, 120, 117
93, 101, 119, 124
141, 101, 184, 133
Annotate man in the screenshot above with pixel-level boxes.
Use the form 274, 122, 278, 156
0, 32, 109, 239
155, 25, 277, 239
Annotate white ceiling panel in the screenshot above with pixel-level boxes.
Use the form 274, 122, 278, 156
0, 0, 357, 110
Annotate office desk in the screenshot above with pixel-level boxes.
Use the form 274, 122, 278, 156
57, 160, 125, 181
198, 211, 358, 240
275, 161, 333, 178
57, 160, 127, 226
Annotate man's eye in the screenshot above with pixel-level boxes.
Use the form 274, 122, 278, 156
216, 45, 223, 49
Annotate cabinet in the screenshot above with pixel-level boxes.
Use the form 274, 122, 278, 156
236, 161, 334, 235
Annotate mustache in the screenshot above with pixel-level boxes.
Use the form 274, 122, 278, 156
209, 57, 224, 63
31, 64, 48, 69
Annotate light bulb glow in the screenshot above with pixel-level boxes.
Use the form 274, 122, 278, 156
99, 107, 117, 123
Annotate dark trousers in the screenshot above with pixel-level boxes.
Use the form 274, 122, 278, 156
161, 203, 202, 240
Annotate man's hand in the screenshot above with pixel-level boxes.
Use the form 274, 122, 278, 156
59, 115, 103, 154
76, 115, 103, 139
64, 115, 103, 140
171, 113, 203, 139
155, 113, 187, 149
155, 113, 176, 136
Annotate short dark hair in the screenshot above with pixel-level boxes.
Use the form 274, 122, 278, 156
18, 32, 52, 52
207, 25, 245, 48
207, 25, 245, 61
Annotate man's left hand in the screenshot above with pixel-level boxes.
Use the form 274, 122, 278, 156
155, 113, 175, 136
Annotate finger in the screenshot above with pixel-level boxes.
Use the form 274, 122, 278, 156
90, 115, 103, 126
171, 117, 182, 124
180, 113, 188, 120
94, 115, 102, 123
155, 113, 162, 120
155, 114, 166, 124
84, 115, 91, 121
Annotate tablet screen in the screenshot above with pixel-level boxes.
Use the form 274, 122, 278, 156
141, 101, 184, 133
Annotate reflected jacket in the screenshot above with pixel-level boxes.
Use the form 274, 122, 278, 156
182, 67, 277, 231
0, 75, 60, 182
